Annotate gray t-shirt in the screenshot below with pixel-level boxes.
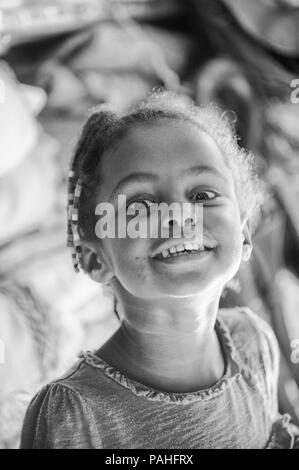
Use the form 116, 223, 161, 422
20, 307, 295, 449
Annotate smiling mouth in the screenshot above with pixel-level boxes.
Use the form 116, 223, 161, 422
151, 241, 215, 260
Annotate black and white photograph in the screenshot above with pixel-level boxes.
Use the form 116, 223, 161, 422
1, 0, 299, 452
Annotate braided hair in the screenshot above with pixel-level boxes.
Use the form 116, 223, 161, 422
67, 90, 264, 273
67, 110, 118, 271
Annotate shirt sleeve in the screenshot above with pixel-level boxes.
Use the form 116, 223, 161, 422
20, 382, 103, 449
240, 307, 280, 420
226, 306, 280, 421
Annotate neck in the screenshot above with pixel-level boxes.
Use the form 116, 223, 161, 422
100, 284, 226, 393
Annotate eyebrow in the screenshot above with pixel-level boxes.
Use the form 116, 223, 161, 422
109, 172, 159, 201
109, 165, 225, 200
182, 165, 226, 180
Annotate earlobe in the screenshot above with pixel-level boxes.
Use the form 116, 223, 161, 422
81, 239, 114, 284
241, 213, 253, 262
242, 242, 252, 262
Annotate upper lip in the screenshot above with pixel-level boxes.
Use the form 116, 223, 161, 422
149, 237, 217, 259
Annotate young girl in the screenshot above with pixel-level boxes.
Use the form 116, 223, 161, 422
20, 92, 298, 449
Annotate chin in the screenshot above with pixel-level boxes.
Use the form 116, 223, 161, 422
151, 274, 222, 298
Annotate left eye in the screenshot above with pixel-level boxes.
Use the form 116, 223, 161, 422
191, 191, 217, 202
127, 199, 155, 213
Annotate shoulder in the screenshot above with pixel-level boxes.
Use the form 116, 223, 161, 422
218, 306, 277, 345
20, 358, 103, 449
218, 306, 279, 379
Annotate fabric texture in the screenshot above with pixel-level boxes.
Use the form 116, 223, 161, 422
20, 307, 297, 449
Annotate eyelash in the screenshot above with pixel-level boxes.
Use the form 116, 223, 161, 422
126, 190, 219, 212
190, 190, 218, 202
127, 199, 155, 213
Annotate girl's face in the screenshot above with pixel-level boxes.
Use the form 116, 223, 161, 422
95, 120, 245, 298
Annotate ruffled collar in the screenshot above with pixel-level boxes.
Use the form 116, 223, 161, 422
79, 316, 242, 404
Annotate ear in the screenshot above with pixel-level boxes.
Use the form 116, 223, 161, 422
240, 212, 253, 263
80, 239, 114, 284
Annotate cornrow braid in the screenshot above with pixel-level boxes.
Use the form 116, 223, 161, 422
67, 108, 118, 272
67, 171, 82, 272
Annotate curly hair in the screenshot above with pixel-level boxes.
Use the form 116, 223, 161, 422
67, 90, 264, 272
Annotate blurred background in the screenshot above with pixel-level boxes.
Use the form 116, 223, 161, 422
1, 0, 299, 448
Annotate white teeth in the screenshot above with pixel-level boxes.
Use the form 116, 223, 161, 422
155, 241, 213, 258
184, 243, 193, 250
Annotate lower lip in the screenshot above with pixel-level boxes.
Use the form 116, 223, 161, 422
150, 249, 214, 265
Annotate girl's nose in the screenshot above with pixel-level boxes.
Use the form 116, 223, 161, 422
161, 203, 199, 231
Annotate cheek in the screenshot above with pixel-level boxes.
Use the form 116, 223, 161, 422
107, 238, 150, 283
205, 206, 243, 259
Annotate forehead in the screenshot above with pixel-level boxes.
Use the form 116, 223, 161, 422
100, 119, 231, 191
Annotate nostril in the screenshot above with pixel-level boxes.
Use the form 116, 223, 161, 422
185, 217, 195, 226
165, 217, 195, 228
